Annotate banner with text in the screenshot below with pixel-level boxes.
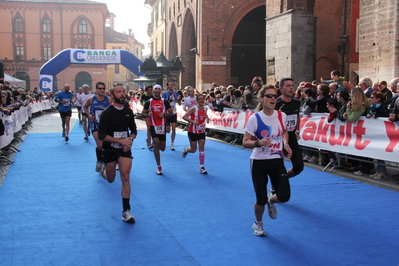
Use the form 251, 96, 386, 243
129, 101, 399, 162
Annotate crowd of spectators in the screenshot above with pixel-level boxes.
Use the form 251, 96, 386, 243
295, 71, 399, 182
125, 72, 399, 183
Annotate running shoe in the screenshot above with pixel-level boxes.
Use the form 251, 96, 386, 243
199, 166, 208, 174
65, 136, 69, 142
148, 143, 153, 149
182, 147, 189, 158
252, 221, 266, 237
170, 144, 175, 151
266, 197, 278, 219
156, 166, 163, 175
122, 210, 135, 223
308, 156, 318, 163
84, 135, 89, 140
95, 161, 103, 172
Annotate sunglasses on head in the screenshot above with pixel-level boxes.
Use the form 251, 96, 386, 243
263, 94, 279, 99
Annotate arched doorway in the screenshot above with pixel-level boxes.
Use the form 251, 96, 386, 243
75, 71, 92, 92
180, 9, 196, 87
231, 6, 266, 87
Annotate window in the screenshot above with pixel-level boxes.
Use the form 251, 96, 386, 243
114, 65, 120, 74
78, 19, 87, 34
15, 46, 24, 60
43, 47, 52, 60
14, 17, 24, 33
42, 18, 51, 33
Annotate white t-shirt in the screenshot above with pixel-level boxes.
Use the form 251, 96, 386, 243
77, 93, 94, 112
183, 95, 197, 111
245, 110, 287, 160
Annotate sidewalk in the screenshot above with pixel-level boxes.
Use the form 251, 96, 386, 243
1, 109, 398, 192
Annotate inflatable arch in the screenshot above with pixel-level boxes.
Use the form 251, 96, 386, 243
39, 49, 144, 92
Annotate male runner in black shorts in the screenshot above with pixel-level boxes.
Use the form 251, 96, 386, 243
98, 84, 137, 223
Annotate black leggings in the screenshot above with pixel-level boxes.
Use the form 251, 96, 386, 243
250, 158, 291, 206
288, 132, 304, 176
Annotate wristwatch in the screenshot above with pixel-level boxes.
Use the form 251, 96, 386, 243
255, 140, 261, 147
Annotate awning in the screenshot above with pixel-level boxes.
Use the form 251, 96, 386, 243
352, 70, 359, 76
133, 76, 158, 85
4, 73, 26, 88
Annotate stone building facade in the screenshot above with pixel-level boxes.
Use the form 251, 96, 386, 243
159, 0, 350, 90
150, 0, 399, 89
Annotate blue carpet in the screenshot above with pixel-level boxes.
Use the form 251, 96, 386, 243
0, 121, 398, 265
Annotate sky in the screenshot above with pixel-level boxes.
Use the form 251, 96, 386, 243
100, 0, 152, 55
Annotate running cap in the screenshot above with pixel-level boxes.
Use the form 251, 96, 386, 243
153, 84, 162, 90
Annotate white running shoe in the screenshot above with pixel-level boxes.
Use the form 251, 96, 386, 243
302, 155, 310, 161
182, 147, 189, 158
122, 210, 135, 223
95, 162, 103, 172
199, 166, 208, 174
266, 198, 278, 219
252, 221, 266, 236
170, 144, 175, 151
156, 166, 163, 175
308, 156, 318, 163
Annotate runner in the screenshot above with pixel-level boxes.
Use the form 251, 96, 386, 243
275, 78, 303, 178
243, 85, 292, 237
83, 81, 113, 172
78, 84, 94, 140
54, 84, 74, 141
141, 85, 153, 149
182, 94, 209, 174
98, 84, 137, 223
142, 84, 173, 175
76, 87, 83, 125
162, 81, 181, 150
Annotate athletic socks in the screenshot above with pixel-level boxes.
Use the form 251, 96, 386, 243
199, 152, 205, 166
122, 198, 130, 212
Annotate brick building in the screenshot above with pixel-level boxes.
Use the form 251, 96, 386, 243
146, 0, 399, 90
0, 0, 111, 92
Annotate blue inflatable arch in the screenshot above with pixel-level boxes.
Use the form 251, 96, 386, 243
39, 49, 143, 92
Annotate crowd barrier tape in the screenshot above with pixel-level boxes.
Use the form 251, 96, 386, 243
135, 100, 399, 163
0, 100, 56, 149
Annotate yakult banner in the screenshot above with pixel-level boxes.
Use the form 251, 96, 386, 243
70, 49, 121, 64
129, 101, 399, 163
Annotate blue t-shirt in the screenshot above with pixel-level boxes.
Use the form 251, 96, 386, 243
55, 91, 73, 112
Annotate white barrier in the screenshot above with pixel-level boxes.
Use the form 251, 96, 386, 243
0, 100, 55, 149
129, 100, 399, 162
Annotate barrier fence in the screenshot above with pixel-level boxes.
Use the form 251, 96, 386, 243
130, 100, 399, 164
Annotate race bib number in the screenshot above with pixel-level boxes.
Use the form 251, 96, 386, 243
155, 125, 165, 134
196, 122, 206, 132
111, 131, 127, 149
63, 99, 70, 106
94, 109, 103, 123
286, 114, 297, 131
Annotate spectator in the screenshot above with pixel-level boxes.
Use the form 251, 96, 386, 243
378, 80, 392, 102
326, 98, 339, 123
242, 91, 258, 111
305, 84, 330, 113
343, 87, 373, 176
223, 90, 244, 109
388, 78, 399, 113
366, 91, 390, 180
332, 89, 350, 122
366, 91, 389, 119
358, 77, 374, 98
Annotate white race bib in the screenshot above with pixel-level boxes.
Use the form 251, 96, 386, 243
155, 125, 165, 134
111, 131, 127, 149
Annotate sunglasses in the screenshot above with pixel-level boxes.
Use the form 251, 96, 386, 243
263, 94, 279, 99
97, 87, 106, 90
